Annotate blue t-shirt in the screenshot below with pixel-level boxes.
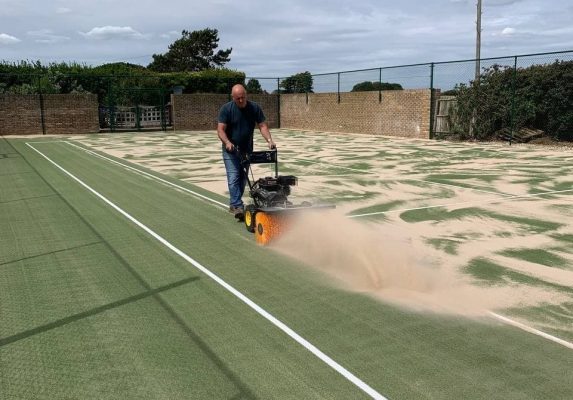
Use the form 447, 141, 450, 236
218, 100, 266, 152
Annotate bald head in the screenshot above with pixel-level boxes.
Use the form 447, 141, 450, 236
231, 84, 247, 108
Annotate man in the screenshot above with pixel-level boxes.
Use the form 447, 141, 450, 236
217, 84, 275, 220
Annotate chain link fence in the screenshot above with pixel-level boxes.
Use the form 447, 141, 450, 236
1, 50, 572, 140
272, 50, 572, 142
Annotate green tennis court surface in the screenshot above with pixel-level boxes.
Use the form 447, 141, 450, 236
1, 131, 572, 399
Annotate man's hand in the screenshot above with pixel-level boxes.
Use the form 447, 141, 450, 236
225, 141, 235, 152
268, 139, 276, 150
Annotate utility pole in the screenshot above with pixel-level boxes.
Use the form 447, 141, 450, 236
475, 0, 482, 82
469, 0, 482, 139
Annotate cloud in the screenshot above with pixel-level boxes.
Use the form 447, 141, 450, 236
0, 0, 569, 76
0, 33, 21, 44
159, 30, 180, 39
79, 26, 149, 40
28, 29, 70, 44
501, 27, 516, 36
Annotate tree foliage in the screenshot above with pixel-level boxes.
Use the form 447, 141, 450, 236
91, 62, 150, 76
351, 81, 403, 91
0, 60, 90, 94
280, 71, 313, 93
179, 68, 245, 93
452, 60, 573, 141
246, 78, 263, 94
147, 28, 232, 72
0, 59, 245, 102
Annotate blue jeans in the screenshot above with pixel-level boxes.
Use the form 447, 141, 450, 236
222, 149, 248, 208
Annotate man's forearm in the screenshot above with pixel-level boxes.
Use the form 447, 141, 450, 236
259, 123, 273, 143
217, 128, 232, 146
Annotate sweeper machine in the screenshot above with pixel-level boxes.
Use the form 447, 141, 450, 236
237, 147, 334, 245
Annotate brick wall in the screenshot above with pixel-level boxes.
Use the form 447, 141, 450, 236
171, 94, 226, 131
0, 95, 42, 135
280, 89, 435, 139
0, 94, 99, 135
0, 91, 434, 137
171, 93, 279, 130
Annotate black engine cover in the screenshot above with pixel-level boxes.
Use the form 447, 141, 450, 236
251, 175, 297, 207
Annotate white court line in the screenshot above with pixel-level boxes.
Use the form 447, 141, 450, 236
25, 140, 69, 144
64, 141, 228, 209
489, 312, 573, 350
348, 188, 573, 218
26, 142, 388, 400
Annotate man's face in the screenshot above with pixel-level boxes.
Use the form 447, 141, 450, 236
232, 90, 247, 108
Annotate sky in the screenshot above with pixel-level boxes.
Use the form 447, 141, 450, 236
1, 0, 572, 79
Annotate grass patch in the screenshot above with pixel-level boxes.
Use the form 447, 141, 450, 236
550, 234, 573, 245
349, 178, 382, 187
510, 177, 549, 186
456, 149, 508, 158
427, 174, 501, 183
502, 303, 573, 343
400, 206, 484, 223
548, 204, 573, 215
464, 257, 573, 293
498, 248, 570, 269
318, 191, 379, 204
346, 162, 370, 171
348, 200, 406, 216
545, 181, 573, 191
400, 207, 563, 234
425, 238, 459, 255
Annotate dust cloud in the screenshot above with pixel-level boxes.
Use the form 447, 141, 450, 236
271, 210, 565, 317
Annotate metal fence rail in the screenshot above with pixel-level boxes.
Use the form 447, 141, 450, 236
1, 50, 572, 140
275, 50, 571, 141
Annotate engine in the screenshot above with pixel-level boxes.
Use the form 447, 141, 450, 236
251, 175, 297, 208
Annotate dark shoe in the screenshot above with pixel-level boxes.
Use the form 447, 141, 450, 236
230, 206, 244, 221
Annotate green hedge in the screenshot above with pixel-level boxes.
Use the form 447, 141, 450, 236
0, 61, 246, 102
452, 60, 572, 141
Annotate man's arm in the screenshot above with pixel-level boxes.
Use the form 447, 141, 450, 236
258, 122, 275, 149
217, 122, 235, 152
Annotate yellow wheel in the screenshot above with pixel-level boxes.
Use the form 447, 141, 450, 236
255, 212, 286, 245
244, 205, 256, 233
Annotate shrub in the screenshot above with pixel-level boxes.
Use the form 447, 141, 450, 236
452, 60, 573, 141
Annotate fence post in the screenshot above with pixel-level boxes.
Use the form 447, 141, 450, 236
277, 78, 281, 128
107, 80, 116, 133
378, 68, 382, 103
337, 73, 341, 103
429, 63, 435, 140
160, 88, 166, 131
38, 75, 46, 135
135, 101, 141, 132
509, 55, 518, 145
